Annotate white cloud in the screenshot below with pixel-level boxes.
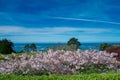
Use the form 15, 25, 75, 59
0, 26, 119, 43
0, 26, 113, 35
53, 17, 120, 25
0, 26, 24, 34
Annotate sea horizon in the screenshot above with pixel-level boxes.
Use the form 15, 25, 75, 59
13, 42, 120, 52
14, 41, 120, 44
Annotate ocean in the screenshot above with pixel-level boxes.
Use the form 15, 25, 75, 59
13, 42, 120, 52
13, 43, 102, 52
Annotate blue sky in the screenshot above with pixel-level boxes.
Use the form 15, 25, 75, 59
0, 0, 120, 43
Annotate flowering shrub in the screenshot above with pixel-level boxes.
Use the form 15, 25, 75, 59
106, 46, 120, 61
0, 49, 119, 75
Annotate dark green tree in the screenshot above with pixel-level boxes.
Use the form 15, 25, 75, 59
99, 43, 111, 51
24, 44, 30, 52
24, 43, 37, 52
67, 37, 81, 49
0, 39, 14, 54
30, 43, 37, 52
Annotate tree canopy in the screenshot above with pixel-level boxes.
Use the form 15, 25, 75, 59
0, 39, 14, 54
99, 43, 111, 51
24, 43, 37, 52
67, 37, 81, 49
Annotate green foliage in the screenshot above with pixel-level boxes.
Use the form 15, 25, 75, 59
99, 43, 111, 51
30, 43, 37, 51
24, 44, 30, 52
0, 73, 120, 80
67, 37, 81, 50
14, 64, 50, 76
24, 43, 37, 52
0, 39, 14, 54
0, 54, 5, 60
52, 44, 78, 51
52, 37, 81, 51
7, 54, 16, 59
78, 64, 113, 74
65, 44, 78, 51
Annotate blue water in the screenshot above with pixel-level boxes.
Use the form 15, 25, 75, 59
13, 43, 102, 52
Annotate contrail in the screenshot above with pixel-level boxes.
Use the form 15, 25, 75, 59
54, 17, 120, 25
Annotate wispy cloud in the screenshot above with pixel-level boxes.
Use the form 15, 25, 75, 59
53, 17, 120, 25
0, 26, 119, 43
0, 26, 112, 36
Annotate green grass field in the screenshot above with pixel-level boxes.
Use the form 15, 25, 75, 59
0, 73, 120, 80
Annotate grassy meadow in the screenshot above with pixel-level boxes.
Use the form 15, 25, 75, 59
0, 73, 120, 80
